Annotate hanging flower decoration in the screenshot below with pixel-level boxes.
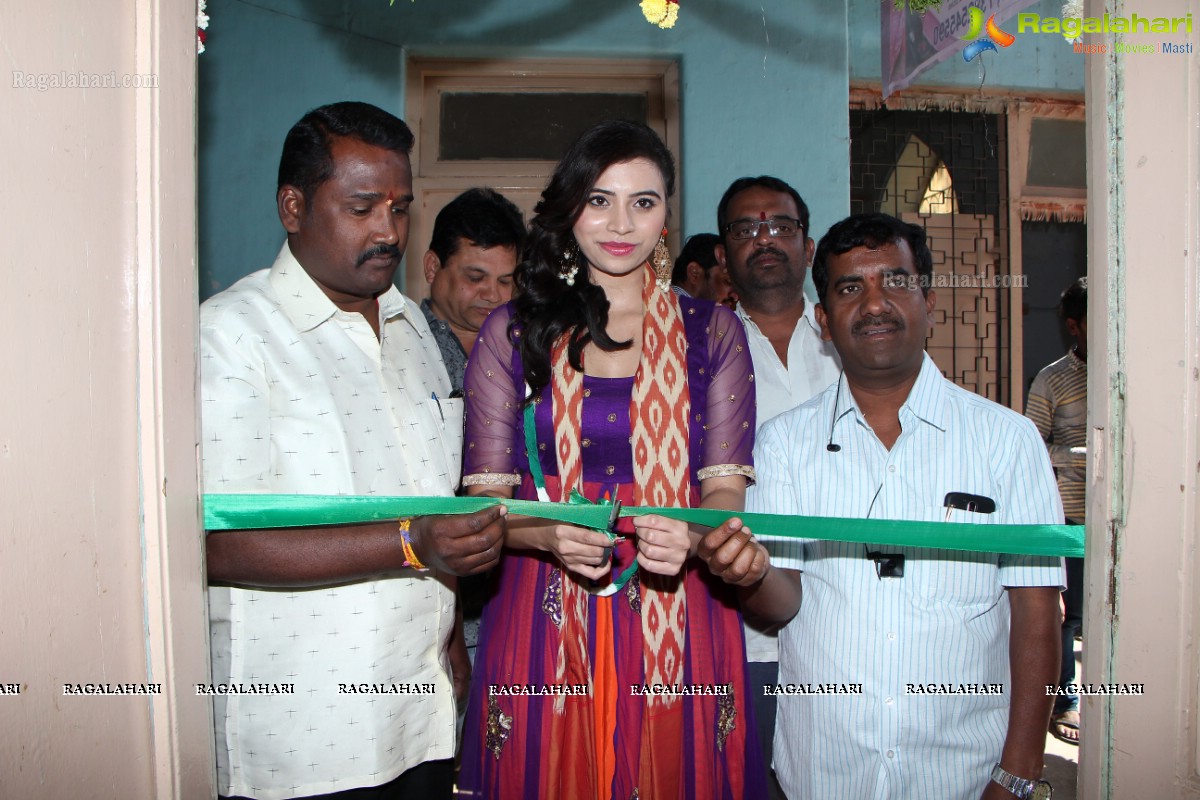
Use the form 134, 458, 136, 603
641, 0, 679, 29
197, 0, 209, 54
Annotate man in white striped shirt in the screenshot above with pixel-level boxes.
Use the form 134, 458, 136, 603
739, 214, 1064, 800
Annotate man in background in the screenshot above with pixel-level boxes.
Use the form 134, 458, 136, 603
1026, 276, 1088, 746
421, 187, 524, 392
670, 232, 736, 305
421, 189, 524, 700
714, 176, 840, 789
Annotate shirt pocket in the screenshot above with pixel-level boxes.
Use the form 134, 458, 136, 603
419, 395, 464, 486
907, 506, 1003, 608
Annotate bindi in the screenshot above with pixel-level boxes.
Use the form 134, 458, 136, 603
759, 211, 767, 221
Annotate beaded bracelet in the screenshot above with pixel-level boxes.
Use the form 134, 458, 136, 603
398, 518, 428, 572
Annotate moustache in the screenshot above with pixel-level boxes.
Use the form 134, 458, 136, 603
853, 315, 905, 335
747, 247, 788, 267
357, 244, 401, 267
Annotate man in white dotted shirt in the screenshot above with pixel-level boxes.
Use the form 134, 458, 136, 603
201, 102, 505, 800
742, 213, 1063, 800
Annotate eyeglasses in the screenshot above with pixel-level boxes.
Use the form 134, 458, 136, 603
724, 216, 804, 241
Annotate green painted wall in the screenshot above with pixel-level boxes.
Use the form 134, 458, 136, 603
198, 0, 849, 297
197, 0, 1083, 298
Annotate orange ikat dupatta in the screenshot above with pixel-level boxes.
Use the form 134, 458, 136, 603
544, 263, 692, 799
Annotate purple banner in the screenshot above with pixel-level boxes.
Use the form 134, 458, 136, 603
881, 0, 1042, 98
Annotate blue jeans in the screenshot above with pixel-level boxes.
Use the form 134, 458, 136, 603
1054, 554, 1085, 715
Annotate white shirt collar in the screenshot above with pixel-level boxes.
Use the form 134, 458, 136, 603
838, 352, 947, 433
734, 295, 818, 337
267, 242, 412, 334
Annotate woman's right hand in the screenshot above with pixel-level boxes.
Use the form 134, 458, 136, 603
539, 523, 615, 582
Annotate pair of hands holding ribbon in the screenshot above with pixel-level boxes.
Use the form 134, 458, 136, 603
539, 514, 769, 588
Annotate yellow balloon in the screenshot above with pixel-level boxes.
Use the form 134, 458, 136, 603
960, 6, 984, 40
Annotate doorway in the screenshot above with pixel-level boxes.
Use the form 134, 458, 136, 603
403, 57, 680, 298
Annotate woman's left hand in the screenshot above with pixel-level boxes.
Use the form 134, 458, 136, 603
633, 514, 694, 576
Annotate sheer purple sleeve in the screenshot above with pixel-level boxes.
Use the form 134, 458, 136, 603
461, 304, 524, 487
697, 304, 756, 484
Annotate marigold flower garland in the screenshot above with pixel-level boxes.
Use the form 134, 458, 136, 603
641, 0, 679, 29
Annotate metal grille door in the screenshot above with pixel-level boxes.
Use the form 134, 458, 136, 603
849, 108, 1012, 405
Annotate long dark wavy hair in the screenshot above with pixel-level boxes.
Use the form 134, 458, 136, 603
513, 120, 676, 399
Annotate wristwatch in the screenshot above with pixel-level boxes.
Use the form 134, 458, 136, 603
990, 763, 1053, 799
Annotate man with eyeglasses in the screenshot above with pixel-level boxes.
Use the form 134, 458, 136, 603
714, 176, 841, 793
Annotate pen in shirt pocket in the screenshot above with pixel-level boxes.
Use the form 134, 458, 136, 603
943, 492, 996, 521
431, 392, 443, 423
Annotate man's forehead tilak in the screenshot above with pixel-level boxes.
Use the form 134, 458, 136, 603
830, 246, 920, 284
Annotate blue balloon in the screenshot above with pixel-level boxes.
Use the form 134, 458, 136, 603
963, 39, 998, 62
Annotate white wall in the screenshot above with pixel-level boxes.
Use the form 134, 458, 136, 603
0, 1, 212, 795
1082, 0, 1200, 796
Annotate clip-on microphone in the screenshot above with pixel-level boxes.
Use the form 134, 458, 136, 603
826, 372, 844, 452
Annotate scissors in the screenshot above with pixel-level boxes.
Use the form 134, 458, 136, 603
586, 499, 624, 596
601, 499, 624, 564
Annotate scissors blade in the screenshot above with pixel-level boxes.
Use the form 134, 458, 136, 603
607, 499, 622, 534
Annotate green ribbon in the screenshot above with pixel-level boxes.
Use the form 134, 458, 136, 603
520, 403, 639, 591
203, 494, 1085, 558
564, 488, 638, 593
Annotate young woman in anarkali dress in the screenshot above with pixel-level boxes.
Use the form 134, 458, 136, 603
457, 120, 769, 800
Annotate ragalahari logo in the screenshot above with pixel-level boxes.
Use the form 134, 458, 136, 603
960, 7, 1016, 61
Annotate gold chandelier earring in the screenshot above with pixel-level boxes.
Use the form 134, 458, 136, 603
558, 241, 579, 286
652, 227, 672, 290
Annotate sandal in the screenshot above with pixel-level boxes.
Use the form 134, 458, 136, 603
1049, 709, 1080, 746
